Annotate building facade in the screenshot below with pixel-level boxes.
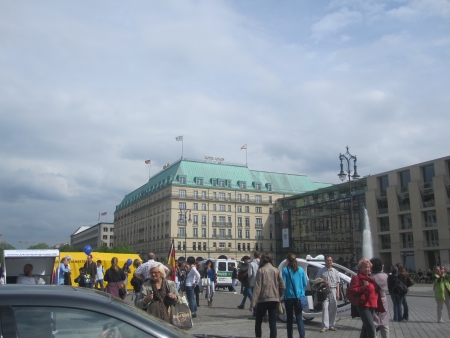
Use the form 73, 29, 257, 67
70, 223, 115, 250
366, 155, 450, 271
114, 158, 331, 261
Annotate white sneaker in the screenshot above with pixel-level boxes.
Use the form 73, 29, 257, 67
233, 292, 237, 294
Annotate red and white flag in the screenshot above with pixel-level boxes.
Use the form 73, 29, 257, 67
145, 160, 151, 164
241, 144, 247, 150
167, 241, 177, 282
101, 212, 107, 216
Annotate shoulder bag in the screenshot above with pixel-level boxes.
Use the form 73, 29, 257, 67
170, 301, 193, 330
201, 277, 210, 287
288, 268, 308, 309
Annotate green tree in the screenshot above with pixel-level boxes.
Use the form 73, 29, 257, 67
93, 243, 110, 253
0, 242, 16, 261
27, 243, 50, 249
58, 244, 72, 252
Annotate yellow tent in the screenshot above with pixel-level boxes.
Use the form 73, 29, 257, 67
56, 252, 142, 290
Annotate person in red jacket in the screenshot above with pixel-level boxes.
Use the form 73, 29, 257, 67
348, 258, 380, 338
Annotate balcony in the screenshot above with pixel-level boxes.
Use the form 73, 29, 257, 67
177, 234, 186, 238
212, 222, 232, 227
423, 222, 437, 228
379, 242, 391, 250
399, 223, 412, 230
255, 235, 264, 240
400, 241, 414, 249
177, 220, 186, 226
255, 223, 263, 228
424, 240, 439, 247
379, 224, 390, 232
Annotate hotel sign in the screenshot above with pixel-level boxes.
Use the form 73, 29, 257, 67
204, 156, 225, 162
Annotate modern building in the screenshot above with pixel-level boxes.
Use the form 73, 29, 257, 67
70, 223, 115, 250
113, 158, 331, 261
274, 155, 450, 271
366, 155, 450, 271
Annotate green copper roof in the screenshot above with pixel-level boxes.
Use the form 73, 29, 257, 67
115, 158, 332, 211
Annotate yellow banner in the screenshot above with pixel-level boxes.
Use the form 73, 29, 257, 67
56, 252, 142, 290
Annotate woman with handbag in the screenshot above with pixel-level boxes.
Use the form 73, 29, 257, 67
396, 263, 413, 321
104, 257, 126, 300
203, 260, 217, 307
387, 267, 406, 322
370, 258, 389, 338
282, 253, 308, 338
136, 263, 179, 322
347, 258, 381, 338
185, 256, 201, 318
433, 265, 450, 323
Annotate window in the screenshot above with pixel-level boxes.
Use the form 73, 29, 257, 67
238, 243, 241, 251
193, 242, 196, 250
103, 227, 108, 232
422, 164, 435, 186
227, 180, 231, 188
193, 215, 198, 225
110, 228, 114, 232
245, 230, 250, 239
238, 217, 242, 226
269, 196, 272, 203
178, 241, 181, 250
255, 207, 262, 213
219, 216, 226, 225
245, 218, 250, 227
202, 228, 206, 238
380, 234, 391, 249
237, 194, 242, 201
103, 235, 107, 239
194, 191, 198, 199
379, 176, 389, 197
256, 218, 262, 226
110, 235, 113, 239
227, 193, 231, 200
245, 206, 249, 213
247, 243, 250, 251
219, 192, 225, 200
269, 208, 272, 214
198, 242, 201, 251
179, 190, 186, 198
255, 183, 261, 190
219, 242, 225, 248
213, 216, 217, 223
255, 195, 261, 202
213, 192, 217, 200
267, 184, 272, 191
238, 230, 242, 238
197, 178, 203, 186
202, 215, 207, 225
201, 191, 206, 199
213, 242, 216, 247
219, 204, 225, 211
213, 204, 216, 211
193, 203, 198, 210
245, 194, 249, 202
269, 231, 273, 239
213, 229, 217, 237
178, 228, 185, 237
237, 206, 242, 212
269, 218, 273, 227
203, 242, 207, 250
193, 228, 198, 237
212, 179, 217, 186
219, 180, 225, 187
228, 216, 231, 224
228, 205, 231, 212
379, 217, 390, 231
424, 210, 437, 227
179, 202, 186, 209
179, 176, 186, 184
399, 171, 410, 192
202, 203, 207, 210
240, 182, 246, 189
256, 230, 262, 239
400, 214, 412, 229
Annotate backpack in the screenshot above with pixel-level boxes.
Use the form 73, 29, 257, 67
237, 269, 248, 283
393, 276, 408, 296
130, 276, 143, 292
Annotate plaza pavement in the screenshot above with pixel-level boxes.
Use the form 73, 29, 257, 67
125, 283, 449, 338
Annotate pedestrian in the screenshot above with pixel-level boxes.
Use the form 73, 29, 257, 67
231, 263, 238, 294
432, 265, 450, 323
57, 257, 69, 285
237, 256, 252, 309
417, 269, 424, 283
250, 252, 286, 338
387, 267, 406, 322
203, 260, 217, 307
104, 257, 126, 300
370, 258, 389, 338
347, 258, 380, 338
0, 263, 5, 284
396, 263, 413, 321
135, 263, 179, 322
185, 256, 201, 318
83, 254, 97, 289
426, 269, 433, 283
96, 260, 105, 292
134, 252, 169, 282
314, 255, 340, 332
282, 253, 307, 338
122, 261, 131, 295
74, 267, 92, 288
249, 251, 261, 316
177, 258, 187, 295
16, 264, 46, 284
131, 258, 142, 305
194, 256, 203, 307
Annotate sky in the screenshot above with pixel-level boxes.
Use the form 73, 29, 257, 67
1, 0, 449, 249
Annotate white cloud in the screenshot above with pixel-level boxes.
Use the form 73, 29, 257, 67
311, 8, 363, 41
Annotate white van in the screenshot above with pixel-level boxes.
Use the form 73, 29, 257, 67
199, 258, 237, 291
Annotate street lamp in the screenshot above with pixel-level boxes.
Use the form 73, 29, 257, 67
179, 208, 192, 260
338, 146, 360, 272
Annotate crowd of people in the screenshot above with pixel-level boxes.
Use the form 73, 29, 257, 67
6, 250, 450, 338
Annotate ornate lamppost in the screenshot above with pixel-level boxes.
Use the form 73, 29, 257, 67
338, 146, 360, 271
179, 208, 192, 259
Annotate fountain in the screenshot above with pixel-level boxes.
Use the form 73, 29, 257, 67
362, 207, 373, 259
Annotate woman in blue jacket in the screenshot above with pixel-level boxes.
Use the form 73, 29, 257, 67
282, 253, 308, 338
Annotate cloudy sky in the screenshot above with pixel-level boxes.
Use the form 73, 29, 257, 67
1, 0, 449, 249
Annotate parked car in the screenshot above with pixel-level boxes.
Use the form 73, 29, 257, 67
0, 285, 195, 338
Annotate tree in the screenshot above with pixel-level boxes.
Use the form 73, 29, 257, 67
0, 242, 16, 261
27, 243, 50, 250
59, 244, 72, 252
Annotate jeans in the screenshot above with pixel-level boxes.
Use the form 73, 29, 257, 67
255, 301, 278, 338
232, 278, 237, 292
285, 298, 305, 338
185, 285, 197, 314
194, 284, 200, 306
401, 295, 409, 320
356, 306, 375, 338
205, 281, 215, 301
95, 279, 104, 292
240, 286, 253, 306
390, 294, 404, 322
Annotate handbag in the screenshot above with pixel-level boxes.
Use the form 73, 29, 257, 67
278, 302, 284, 314
287, 268, 308, 310
170, 302, 193, 330
201, 277, 210, 287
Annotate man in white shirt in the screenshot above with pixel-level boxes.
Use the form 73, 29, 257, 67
134, 252, 169, 282
16, 264, 46, 285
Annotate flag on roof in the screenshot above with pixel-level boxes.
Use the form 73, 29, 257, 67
176, 136, 183, 141
101, 212, 107, 216
98, 212, 100, 221
168, 240, 177, 282
241, 144, 247, 150
145, 160, 151, 164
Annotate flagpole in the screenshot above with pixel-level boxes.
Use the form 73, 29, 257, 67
149, 161, 151, 180
182, 138, 184, 159
246, 146, 248, 167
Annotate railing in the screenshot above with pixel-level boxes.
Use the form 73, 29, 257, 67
255, 235, 264, 239
422, 199, 435, 208
177, 220, 186, 225
424, 240, 439, 247
423, 222, 437, 228
379, 243, 391, 250
400, 241, 414, 249
212, 222, 232, 227
398, 204, 410, 211
179, 192, 272, 204
255, 224, 263, 228
400, 223, 412, 230
379, 225, 390, 232
378, 207, 389, 214
212, 235, 232, 239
